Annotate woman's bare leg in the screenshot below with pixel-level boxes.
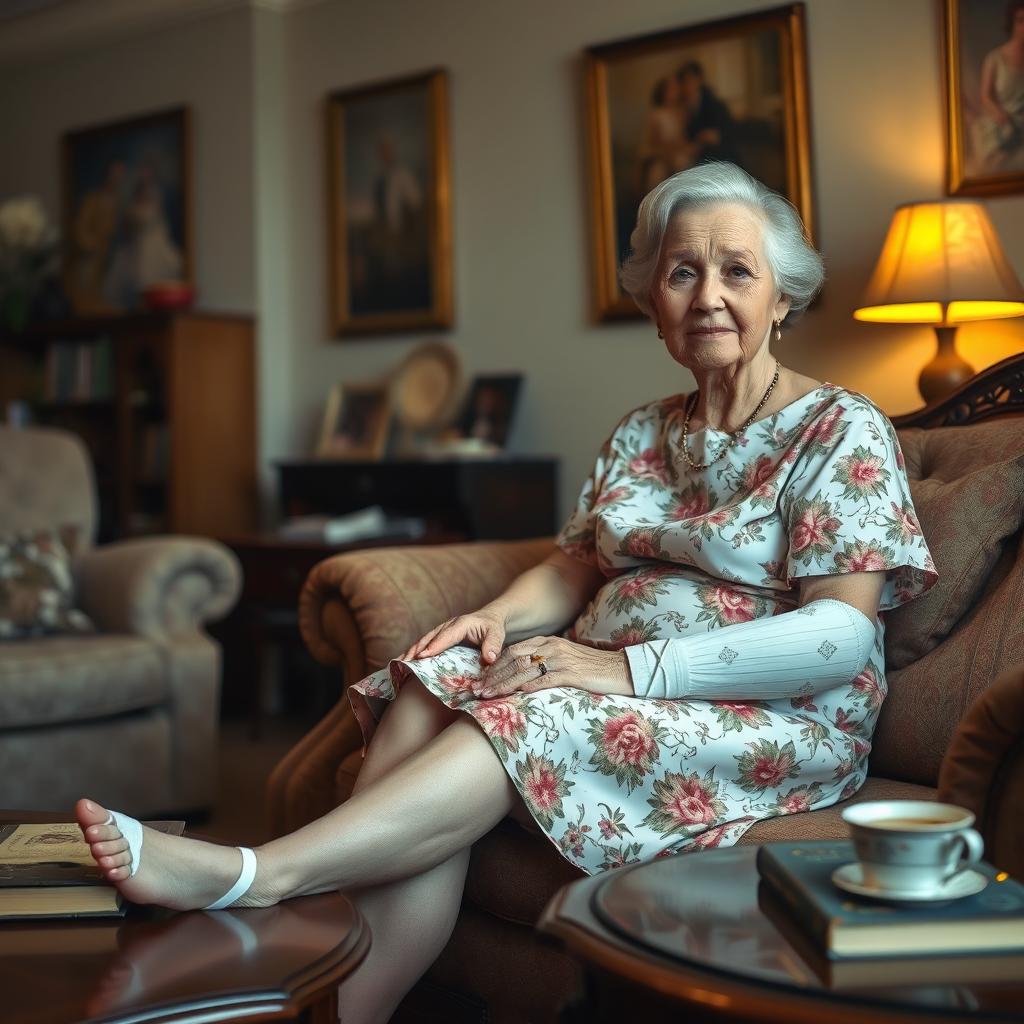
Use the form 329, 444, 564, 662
75, 688, 519, 908
335, 680, 474, 1024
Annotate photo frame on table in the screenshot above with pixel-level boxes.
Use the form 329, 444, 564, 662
326, 69, 454, 337
456, 373, 523, 450
62, 107, 192, 316
944, 0, 1024, 196
584, 4, 813, 320
317, 382, 392, 459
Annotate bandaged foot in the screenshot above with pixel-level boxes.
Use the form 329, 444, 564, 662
75, 798, 268, 911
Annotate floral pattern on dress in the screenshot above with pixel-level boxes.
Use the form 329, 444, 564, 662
348, 385, 936, 875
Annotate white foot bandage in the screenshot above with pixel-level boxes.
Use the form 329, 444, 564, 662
103, 809, 257, 910
107, 811, 144, 878
205, 847, 258, 911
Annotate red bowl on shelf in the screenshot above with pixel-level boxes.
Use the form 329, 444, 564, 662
143, 281, 196, 311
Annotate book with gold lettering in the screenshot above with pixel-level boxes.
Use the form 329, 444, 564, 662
0, 820, 184, 919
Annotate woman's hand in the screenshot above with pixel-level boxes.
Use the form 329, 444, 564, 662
400, 608, 509, 665
472, 636, 633, 699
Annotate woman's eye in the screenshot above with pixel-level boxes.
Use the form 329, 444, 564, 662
671, 266, 695, 281
729, 265, 752, 278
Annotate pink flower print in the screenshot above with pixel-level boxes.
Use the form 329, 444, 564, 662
834, 539, 890, 573
666, 483, 710, 520
690, 822, 731, 849
641, 770, 729, 837
598, 817, 622, 840
774, 783, 822, 815
607, 616, 660, 649
798, 405, 845, 454
850, 665, 884, 710
435, 672, 479, 699
735, 738, 800, 793
702, 585, 756, 625
743, 454, 775, 490
789, 497, 842, 562
515, 752, 572, 831
628, 447, 669, 486
790, 690, 818, 713
833, 707, 858, 733
602, 712, 658, 768
475, 698, 528, 757
594, 485, 632, 509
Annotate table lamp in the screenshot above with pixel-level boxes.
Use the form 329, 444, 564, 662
854, 200, 1024, 404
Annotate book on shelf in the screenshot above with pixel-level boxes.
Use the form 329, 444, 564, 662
42, 336, 114, 403
0, 819, 184, 920
755, 840, 1024, 960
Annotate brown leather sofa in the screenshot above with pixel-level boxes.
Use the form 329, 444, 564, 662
268, 355, 1024, 1023
0, 426, 241, 815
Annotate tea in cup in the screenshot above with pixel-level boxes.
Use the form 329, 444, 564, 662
841, 800, 984, 893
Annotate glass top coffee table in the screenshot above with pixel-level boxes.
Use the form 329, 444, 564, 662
539, 846, 1024, 1023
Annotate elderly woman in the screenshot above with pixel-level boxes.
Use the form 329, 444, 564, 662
76, 162, 935, 1023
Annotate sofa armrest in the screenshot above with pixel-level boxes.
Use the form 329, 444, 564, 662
938, 662, 1024, 878
298, 538, 555, 680
75, 537, 242, 640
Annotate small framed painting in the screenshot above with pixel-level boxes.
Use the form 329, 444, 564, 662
62, 107, 192, 315
326, 69, 454, 336
944, 0, 1024, 195
584, 4, 813, 320
317, 382, 392, 459
456, 374, 523, 449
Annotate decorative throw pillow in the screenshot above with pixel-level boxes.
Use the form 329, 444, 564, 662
884, 453, 1024, 669
0, 527, 95, 640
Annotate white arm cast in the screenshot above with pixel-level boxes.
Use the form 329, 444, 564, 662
624, 598, 876, 701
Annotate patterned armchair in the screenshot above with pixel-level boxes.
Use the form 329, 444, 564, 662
271, 354, 1024, 1023
0, 426, 241, 814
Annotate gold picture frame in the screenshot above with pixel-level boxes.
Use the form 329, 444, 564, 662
317, 382, 392, 459
944, 0, 1024, 196
326, 69, 454, 337
584, 4, 814, 321
62, 106, 193, 316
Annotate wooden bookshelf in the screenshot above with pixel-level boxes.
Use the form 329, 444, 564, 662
0, 311, 257, 541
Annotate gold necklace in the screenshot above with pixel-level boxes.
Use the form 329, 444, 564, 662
679, 363, 780, 471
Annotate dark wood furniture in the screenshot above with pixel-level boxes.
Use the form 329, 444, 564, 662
539, 846, 1024, 1024
0, 311, 256, 541
0, 811, 369, 1024
276, 456, 558, 540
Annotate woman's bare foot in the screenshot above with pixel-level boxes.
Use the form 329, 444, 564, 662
75, 799, 278, 911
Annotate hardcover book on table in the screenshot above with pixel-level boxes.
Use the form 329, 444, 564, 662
755, 840, 1024, 959
0, 820, 184, 920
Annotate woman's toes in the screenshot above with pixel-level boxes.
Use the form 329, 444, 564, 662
101, 850, 132, 870
92, 838, 129, 859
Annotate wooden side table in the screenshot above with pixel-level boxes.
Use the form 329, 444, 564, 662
539, 846, 1024, 1024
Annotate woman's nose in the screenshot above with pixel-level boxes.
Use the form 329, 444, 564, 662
693, 275, 724, 310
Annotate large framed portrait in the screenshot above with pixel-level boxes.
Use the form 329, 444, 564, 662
62, 107, 191, 316
584, 4, 813, 320
327, 69, 454, 337
944, 0, 1024, 195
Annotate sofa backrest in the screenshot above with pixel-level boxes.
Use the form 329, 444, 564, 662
872, 416, 1024, 786
0, 426, 97, 548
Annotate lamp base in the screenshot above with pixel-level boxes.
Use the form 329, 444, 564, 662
919, 326, 975, 404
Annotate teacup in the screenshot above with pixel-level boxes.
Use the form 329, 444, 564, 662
841, 800, 985, 894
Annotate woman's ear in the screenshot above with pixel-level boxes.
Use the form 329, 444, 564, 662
774, 294, 792, 322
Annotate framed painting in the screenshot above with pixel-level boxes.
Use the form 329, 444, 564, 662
62, 107, 192, 316
584, 4, 813, 320
317, 381, 392, 459
327, 69, 454, 337
944, 0, 1024, 195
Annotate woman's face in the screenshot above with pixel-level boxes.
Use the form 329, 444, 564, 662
649, 202, 790, 374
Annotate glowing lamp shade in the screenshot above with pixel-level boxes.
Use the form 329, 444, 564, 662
854, 201, 1024, 403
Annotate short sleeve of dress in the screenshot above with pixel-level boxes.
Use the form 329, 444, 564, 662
556, 432, 616, 567
782, 395, 937, 611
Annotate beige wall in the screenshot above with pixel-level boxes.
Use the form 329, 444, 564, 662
2, 0, 1022, 520
277, 0, 1024, 517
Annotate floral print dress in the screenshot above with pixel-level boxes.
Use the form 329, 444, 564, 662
349, 385, 936, 875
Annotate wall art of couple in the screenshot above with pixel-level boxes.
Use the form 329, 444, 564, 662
63, 108, 191, 315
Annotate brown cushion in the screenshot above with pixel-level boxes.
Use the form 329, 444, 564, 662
0, 527, 94, 640
884, 454, 1024, 669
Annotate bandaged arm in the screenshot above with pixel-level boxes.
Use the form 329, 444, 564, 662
624, 598, 876, 700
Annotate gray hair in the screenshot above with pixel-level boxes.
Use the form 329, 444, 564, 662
619, 162, 824, 321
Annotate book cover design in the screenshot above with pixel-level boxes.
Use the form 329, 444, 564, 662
756, 840, 1024, 959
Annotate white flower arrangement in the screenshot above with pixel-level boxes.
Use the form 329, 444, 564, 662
0, 195, 59, 333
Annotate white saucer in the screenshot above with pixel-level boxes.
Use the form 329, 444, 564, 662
831, 862, 988, 903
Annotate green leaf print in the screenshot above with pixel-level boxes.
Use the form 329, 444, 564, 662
514, 752, 574, 832
607, 615, 661, 649
613, 524, 672, 561
604, 566, 677, 615
788, 492, 842, 568
734, 738, 800, 793
882, 499, 922, 544
710, 701, 772, 733
831, 538, 895, 574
